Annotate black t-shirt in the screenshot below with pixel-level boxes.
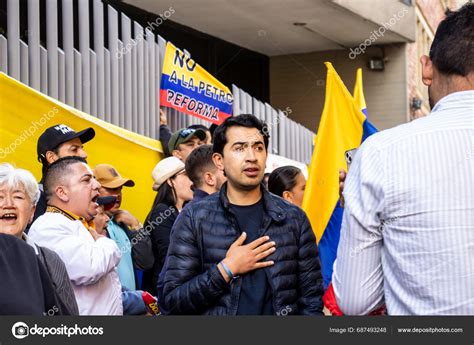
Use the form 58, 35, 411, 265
230, 199, 274, 315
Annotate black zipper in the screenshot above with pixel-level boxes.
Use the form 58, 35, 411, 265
227, 212, 242, 315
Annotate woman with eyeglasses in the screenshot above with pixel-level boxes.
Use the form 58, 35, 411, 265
142, 157, 193, 295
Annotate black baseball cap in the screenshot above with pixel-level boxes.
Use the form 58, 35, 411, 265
37, 124, 95, 162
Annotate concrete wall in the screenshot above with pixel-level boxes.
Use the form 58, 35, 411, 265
332, 0, 415, 41
269, 43, 408, 132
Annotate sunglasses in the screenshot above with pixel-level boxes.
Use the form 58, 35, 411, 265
179, 128, 196, 137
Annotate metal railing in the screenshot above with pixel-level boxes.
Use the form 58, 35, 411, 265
232, 85, 314, 162
0, 0, 314, 164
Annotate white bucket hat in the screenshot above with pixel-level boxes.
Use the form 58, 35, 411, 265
151, 157, 185, 191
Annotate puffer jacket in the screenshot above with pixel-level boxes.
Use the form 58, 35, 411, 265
160, 183, 324, 315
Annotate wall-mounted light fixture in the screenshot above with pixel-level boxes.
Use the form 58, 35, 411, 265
368, 58, 385, 71
411, 97, 423, 110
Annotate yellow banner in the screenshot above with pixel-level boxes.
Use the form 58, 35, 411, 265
0, 72, 163, 222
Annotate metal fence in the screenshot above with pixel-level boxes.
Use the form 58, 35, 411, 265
232, 85, 314, 163
0, 0, 314, 164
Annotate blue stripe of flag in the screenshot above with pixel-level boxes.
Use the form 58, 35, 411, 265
318, 117, 378, 288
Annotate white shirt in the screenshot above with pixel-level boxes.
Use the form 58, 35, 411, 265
333, 90, 474, 315
29, 211, 123, 315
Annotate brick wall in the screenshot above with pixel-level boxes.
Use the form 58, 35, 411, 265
417, 0, 448, 32
407, 0, 463, 119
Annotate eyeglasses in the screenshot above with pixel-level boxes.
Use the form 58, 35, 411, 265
179, 128, 196, 137
173, 170, 186, 178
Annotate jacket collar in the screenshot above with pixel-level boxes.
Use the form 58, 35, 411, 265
22, 233, 39, 255
218, 182, 286, 223
46, 205, 96, 230
193, 188, 210, 200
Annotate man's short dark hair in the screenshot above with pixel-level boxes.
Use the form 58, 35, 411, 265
40, 145, 89, 176
212, 114, 269, 156
185, 145, 216, 188
209, 124, 218, 137
40, 145, 60, 176
44, 156, 87, 202
429, 3, 474, 76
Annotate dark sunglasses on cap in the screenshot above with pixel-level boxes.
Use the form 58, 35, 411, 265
178, 128, 196, 137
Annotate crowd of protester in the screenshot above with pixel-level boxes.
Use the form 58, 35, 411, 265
0, 110, 325, 316
0, 3, 472, 316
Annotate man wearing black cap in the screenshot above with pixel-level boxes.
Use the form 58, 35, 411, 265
32, 124, 95, 225
168, 128, 207, 162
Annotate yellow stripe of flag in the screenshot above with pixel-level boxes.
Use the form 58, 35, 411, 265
302, 63, 367, 243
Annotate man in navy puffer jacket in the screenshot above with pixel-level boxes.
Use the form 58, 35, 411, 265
160, 114, 324, 315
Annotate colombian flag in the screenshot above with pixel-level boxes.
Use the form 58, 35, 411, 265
353, 68, 377, 140
353, 68, 368, 116
160, 42, 233, 125
302, 63, 377, 288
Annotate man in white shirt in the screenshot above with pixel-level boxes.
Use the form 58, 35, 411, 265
333, 3, 474, 315
29, 156, 123, 315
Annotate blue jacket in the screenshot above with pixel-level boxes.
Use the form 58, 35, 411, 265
190, 189, 210, 204
121, 288, 147, 315
160, 183, 324, 315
